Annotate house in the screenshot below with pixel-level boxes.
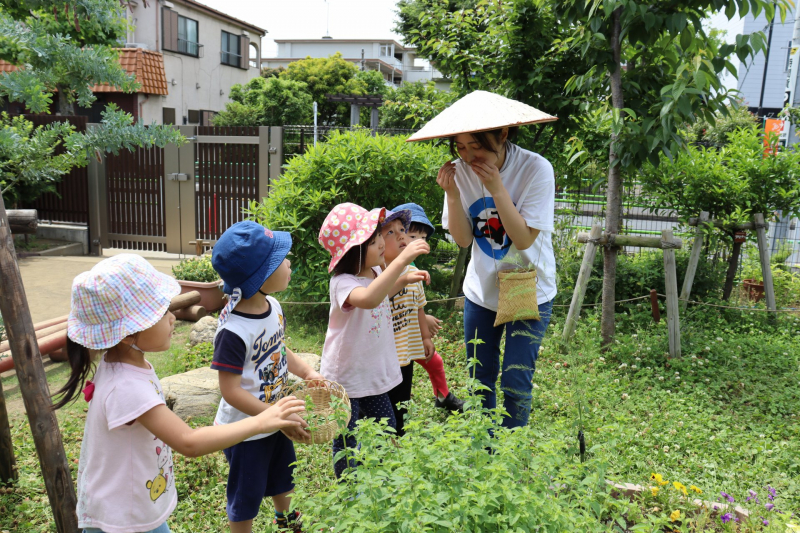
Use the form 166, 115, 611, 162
1, 0, 266, 125
261, 38, 451, 91
125, 0, 267, 125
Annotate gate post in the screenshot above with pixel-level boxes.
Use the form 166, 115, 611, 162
177, 126, 197, 255
258, 127, 271, 201
86, 124, 108, 255
269, 127, 284, 186
164, 126, 182, 254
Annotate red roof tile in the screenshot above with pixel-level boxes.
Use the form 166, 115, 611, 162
0, 48, 168, 95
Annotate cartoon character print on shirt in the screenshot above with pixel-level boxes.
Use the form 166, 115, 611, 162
253, 312, 288, 403
468, 196, 514, 260
145, 437, 174, 502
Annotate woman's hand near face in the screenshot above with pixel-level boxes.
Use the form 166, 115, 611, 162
437, 161, 459, 198
470, 160, 503, 195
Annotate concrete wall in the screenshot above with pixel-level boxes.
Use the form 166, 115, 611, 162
738, 13, 794, 111
126, 1, 262, 124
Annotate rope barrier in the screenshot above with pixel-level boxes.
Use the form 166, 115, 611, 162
275, 293, 799, 313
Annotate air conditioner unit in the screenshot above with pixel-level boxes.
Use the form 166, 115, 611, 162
162, 0, 174, 8
241, 30, 249, 37
125, 43, 150, 50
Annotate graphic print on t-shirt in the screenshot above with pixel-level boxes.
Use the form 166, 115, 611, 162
145, 438, 173, 502
468, 196, 513, 260
252, 312, 288, 403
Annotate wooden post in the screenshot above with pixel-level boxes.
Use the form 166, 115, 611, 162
662, 229, 681, 358
754, 213, 777, 313
0, 191, 78, 530
7, 209, 38, 234
447, 246, 469, 309
0, 377, 16, 485
680, 211, 709, 311
562, 224, 602, 343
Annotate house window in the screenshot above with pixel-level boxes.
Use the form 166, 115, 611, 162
162, 107, 176, 125
249, 43, 259, 68
221, 31, 241, 67
380, 44, 392, 57
187, 109, 200, 124
178, 16, 199, 57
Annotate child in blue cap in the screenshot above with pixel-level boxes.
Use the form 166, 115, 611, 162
392, 203, 465, 413
211, 221, 324, 533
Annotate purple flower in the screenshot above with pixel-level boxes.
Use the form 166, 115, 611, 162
767, 485, 776, 501
746, 489, 760, 503
766, 503, 775, 511
763, 519, 769, 526
721, 513, 733, 523
720, 491, 735, 503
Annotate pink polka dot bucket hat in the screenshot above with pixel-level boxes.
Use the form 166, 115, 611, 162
318, 202, 386, 273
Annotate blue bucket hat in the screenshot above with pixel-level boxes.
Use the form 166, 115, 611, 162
392, 203, 435, 237
212, 221, 292, 300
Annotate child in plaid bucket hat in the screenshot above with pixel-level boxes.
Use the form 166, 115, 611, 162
318, 202, 431, 478
54, 253, 307, 533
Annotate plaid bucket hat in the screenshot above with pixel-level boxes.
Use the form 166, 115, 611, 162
319, 203, 385, 273
383, 208, 412, 232
68, 254, 181, 350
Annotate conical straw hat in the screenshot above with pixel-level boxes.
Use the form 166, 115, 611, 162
406, 90, 557, 142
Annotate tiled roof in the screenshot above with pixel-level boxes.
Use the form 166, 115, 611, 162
0, 48, 168, 95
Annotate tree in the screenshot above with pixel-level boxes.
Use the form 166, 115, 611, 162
0, 0, 183, 203
280, 53, 367, 125
261, 65, 286, 79
379, 80, 458, 129
213, 76, 313, 127
355, 69, 390, 96
559, 0, 789, 347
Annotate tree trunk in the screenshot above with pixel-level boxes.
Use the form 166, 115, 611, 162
448, 246, 469, 309
56, 85, 75, 116
0, 377, 16, 486
601, 7, 625, 349
723, 236, 742, 301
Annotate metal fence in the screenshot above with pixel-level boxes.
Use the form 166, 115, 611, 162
283, 125, 417, 157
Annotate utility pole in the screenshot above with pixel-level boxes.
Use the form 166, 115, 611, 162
361, 49, 365, 71
756, 3, 779, 119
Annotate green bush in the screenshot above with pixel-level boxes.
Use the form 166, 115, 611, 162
246, 129, 450, 303
171, 256, 219, 283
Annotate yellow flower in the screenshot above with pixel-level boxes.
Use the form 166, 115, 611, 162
673, 481, 688, 496
650, 487, 659, 497
690, 485, 702, 494
670, 510, 681, 522
651, 473, 669, 486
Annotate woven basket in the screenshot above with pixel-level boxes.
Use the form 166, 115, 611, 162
494, 268, 540, 327
279, 379, 351, 445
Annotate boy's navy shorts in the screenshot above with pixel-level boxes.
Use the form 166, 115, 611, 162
222, 431, 296, 522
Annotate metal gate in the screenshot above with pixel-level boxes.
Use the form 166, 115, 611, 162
90, 126, 284, 255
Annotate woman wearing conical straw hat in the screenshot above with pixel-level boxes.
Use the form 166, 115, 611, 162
407, 90, 558, 430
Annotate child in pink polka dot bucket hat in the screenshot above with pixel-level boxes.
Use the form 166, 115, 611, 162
318, 202, 386, 273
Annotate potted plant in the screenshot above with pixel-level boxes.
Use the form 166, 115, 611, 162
172, 256, 226, 312
740, 258, 764, 303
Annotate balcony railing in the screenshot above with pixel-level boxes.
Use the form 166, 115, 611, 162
178, 38, 203, 57
221, 50, 242, 67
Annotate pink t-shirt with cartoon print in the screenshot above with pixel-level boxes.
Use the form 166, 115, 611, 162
76, 357, 177, 533
321, 267, 402, 399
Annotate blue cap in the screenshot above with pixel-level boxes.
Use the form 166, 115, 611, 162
392, 203, 435, 237
212, 221, 292, 299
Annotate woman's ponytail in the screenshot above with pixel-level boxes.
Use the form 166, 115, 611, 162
52, 338, 94, 410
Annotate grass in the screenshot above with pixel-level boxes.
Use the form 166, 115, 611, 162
1, 305, 799, 531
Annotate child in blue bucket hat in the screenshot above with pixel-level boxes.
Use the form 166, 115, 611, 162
211, 221, 324, 533
391, 203, 465, 413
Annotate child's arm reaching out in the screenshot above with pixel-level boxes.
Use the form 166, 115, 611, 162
390, 269, 430, 297
137, 396, 306, 458
347, 239, 430, 309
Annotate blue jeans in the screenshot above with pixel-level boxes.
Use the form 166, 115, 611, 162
84, 523, 170, 533
464, 298, 553, 429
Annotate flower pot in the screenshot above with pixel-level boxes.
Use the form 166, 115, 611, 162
742, 279, 765, 303
176, 279, 225, 312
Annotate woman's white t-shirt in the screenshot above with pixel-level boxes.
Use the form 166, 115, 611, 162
442, 143, 557, 311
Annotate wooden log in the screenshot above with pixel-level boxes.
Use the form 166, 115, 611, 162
48, 347, 68, 363
662, 229, 681, 359
753, 213, 777, 313
680, 211, 709, 311
0, 330, 69, 369
650, 289, 661, 324
562, 224, 602, 343
169, 290, 201, 312
0, 322, 68, 354
34, 315, 69, 332
172, 305, 207, 322
0, 377, 15, 485
576, 232, 683, 249
687, 217, 765, 231
7, 209, 38, 235
0, 192, 78, 531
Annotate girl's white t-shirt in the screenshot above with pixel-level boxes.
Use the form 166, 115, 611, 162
320, 267, 402, 399
76, 358, 177, 533
442, 143, 557, 311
